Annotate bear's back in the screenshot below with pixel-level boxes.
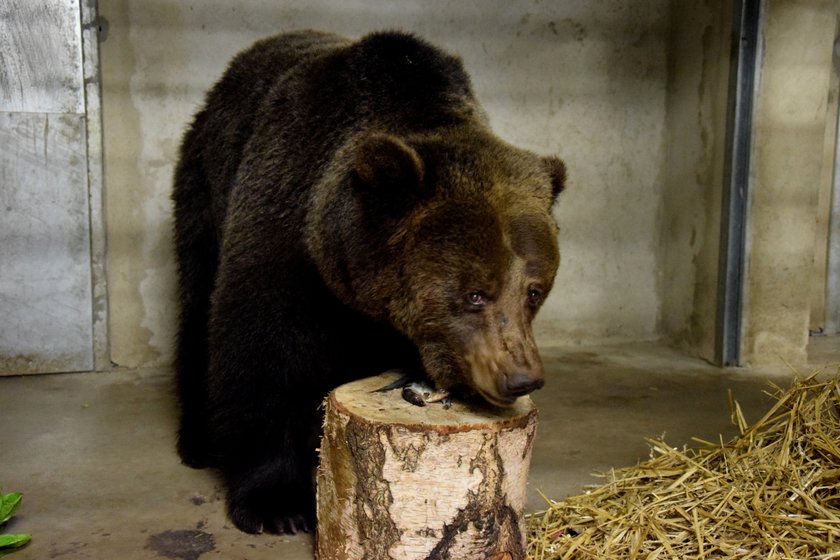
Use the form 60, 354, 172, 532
178, 30, 488, 242
202, 29, 481, 158
183, 31, 349, 220
331, 31, 483, 131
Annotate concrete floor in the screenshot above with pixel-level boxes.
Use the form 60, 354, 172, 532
1, 338, 838, 559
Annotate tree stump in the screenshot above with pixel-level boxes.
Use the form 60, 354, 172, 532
316, 372, 539, 560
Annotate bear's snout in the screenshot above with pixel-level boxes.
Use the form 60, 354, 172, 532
503, 371, 545, 398
457, 330, 546, 406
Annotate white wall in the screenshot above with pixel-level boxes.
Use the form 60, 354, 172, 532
99, 0, 669, 367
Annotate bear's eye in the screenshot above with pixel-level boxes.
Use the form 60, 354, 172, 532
527, 288, 543, 307
467, 291, 489, 307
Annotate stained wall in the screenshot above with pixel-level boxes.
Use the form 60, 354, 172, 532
658, 1, 732, 363
98, 0, 840, 370
99, 0, 670, 366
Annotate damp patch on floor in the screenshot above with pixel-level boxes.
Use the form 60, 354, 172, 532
146, 529, 215, 560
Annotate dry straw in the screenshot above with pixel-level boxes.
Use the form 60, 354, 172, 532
526, 370, 840, 559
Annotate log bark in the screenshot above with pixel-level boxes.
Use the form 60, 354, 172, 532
316, 372, 538, 560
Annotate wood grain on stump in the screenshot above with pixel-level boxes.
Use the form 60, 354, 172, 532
316, 372, 538, 560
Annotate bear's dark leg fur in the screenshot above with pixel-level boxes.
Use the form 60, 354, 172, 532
203, 256, 337, 533
171, 139, 218, 470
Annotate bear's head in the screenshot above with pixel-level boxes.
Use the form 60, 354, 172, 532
314, 129, 565, 407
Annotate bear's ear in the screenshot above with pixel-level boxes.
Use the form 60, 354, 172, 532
542, 156, 566, 205
352, 133, 427, 202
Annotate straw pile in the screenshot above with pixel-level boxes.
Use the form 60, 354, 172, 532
526, 371, 840, 559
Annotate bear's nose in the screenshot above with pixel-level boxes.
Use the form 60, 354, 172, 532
504, 372, 545, 397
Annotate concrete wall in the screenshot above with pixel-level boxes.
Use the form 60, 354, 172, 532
659, 0, 733, 362
741, 0, 836, 366
4, 2, 835, 372
18, 0, 829, 371
99, 0, 670, 367
659, 0, 840, 368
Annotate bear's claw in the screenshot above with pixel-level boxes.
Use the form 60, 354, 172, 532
230, 506, 313, 535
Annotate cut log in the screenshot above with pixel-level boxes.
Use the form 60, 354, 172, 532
316, 372, 539, 560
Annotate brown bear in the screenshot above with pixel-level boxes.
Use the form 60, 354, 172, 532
172, 29, 565, 535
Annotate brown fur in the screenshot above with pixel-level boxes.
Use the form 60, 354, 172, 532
172, 29, 565, 534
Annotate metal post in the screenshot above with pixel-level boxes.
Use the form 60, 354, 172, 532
715, 0, 761, 366
826, 39, 840, 334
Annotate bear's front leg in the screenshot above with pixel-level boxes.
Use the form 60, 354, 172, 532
205, 272, 327, 535
221, 414, 319, 535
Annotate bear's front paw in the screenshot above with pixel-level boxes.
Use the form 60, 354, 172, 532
225, 459, 316, 535
229, 502, 314, 535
